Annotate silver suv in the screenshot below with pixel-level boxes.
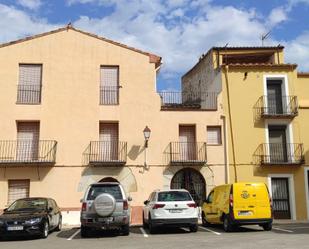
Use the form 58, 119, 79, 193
80, 182, 131, 237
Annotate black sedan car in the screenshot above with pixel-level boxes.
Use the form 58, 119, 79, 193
0, 197, 62, 239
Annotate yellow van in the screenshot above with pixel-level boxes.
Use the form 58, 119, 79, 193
201, 182, 273, 232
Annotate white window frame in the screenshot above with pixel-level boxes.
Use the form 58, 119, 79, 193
304, 167, 309, 220
267, 174, 296, 220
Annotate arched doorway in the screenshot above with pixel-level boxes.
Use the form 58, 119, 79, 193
171, 168, 206, 206
98, 177, 119, 183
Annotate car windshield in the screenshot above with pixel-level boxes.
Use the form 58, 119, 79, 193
158, 191, 192, 202
7, 199, 47, 212
87, 185, 123, 201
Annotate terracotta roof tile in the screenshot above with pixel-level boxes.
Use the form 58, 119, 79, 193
297, 72, 309, 77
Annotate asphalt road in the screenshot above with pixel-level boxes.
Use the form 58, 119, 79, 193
1, 223, 309, 249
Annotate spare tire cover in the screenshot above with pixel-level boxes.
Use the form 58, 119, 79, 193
94, 193, 116, 217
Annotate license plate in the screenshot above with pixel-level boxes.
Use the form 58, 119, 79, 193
238, 211, 252, 216
98, 217, 113, 223
7, 226, 24, 231
169, 209, 182, 213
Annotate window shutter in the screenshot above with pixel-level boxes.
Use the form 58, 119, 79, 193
19, 65, 42, 86
100, 67, 119, 87
207, 127, 222, 145
8, 180, 30, 205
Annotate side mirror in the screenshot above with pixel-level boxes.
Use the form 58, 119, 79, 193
3, 208, 7, 212
80, 198, 83, 203
127, 196, 132, 202
144, 200, 149, 205
48, 207, 53, 212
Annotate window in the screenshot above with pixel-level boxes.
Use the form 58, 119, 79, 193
100, 66, 119, 105
207, 126, 222, 145
8, 180, 30, 205
16, 122, 40, 161
17, 64, 42, 104
206, 191, 214, 204
158, 191, 192, 202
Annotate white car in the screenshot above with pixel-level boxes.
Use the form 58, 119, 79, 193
142, 189, 199, 233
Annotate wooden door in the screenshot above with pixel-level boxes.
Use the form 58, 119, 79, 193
268, 125, 288, 163
179, 125, 196, 161
99, 123, 119, 161
267, 80, 283, 115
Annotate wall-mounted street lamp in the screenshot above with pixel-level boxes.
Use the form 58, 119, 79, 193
143, 126, 151, 169
143, 126, 151, 148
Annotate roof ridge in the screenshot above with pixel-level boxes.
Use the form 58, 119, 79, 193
0, 25, 162, 68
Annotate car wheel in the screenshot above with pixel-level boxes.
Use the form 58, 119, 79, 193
41, 221, 49, 239
121, 224, 130, 236
81, 225, 91, 238
142, 214, 148, 229
223, 215, 233, 232
148, 215, 155, 234
55, 216, 62, 231
262, 222, 272, 231
189, 224, 198, 232
202, 212, 210, 227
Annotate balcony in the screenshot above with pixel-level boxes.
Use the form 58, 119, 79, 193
0, 140, 57, 164
16, 84, 42, 104
100, 86, 120, 105
158, 91, 217, 110
168, 142, 207, 165
254, 96, 298, 119
88, 141, 127, 166
255, 143, 304, 166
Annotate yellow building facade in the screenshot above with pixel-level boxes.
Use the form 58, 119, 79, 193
0, 26, 226, 225
183, 46, 309, 220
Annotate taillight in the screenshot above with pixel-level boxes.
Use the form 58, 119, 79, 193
229, 194, 233, 207
123, 200, 129, 210
82, 202, 87, 212
153, 204, 165, 209
187, 203, 197, 208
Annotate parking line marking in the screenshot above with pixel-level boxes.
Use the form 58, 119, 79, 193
67, 229, 80, 240
140, 227, 149, 238
273, 227, 293, 233
199, 226, 221, 235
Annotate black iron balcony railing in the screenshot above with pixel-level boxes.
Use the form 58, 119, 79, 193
88, 141, 127, 165
168, 142, 207, 165
255, 143, 304, 165
16, 84, 42, 104
254, 95, 298, 119
158, 91, 217, 110
0, 140, 57, 164
100, 86, 120, 105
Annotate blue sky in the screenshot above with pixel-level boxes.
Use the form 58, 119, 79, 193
0, 0, 309, 90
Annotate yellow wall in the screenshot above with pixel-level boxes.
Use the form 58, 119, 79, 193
222, 66, 309, 220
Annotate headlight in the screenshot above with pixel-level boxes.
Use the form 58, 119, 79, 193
25, 217, 42, 225
0, 219, 4, 225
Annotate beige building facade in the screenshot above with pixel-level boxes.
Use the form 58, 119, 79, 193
0, 26, 226, 225
182, 46, 309, 220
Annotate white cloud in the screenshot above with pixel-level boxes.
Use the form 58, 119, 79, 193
285, 31, 309, 71
0, 4, 60, 42
17, 0, 42, 10
267, 7, 288, 27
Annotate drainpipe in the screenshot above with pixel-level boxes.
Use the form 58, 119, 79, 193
221, 114, 229, 184
223, 65, 238, 182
